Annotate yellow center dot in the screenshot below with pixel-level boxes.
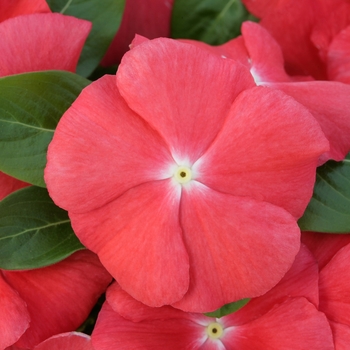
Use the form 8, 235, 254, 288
206, 322, 224, 339
173, 166, 192, 184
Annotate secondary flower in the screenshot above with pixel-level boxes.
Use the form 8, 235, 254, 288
91, 249, 334, 350
33, 332, 94, 350
45, 38, 329, 312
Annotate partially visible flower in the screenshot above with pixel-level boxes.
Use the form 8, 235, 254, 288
91, 246, 333, 350
45, 38, 328, 312
100, 0, 174, 66
242, 0, 350, 81
0, 7, 92, 195
0, 250, 112, 349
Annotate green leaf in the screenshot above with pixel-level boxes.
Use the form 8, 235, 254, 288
298, 153, 350, 233
47, 0, 125, 77
0, 70, 89, 187
171, 0, 252, 45
0, 186, 84, 270
205, 298, 250, 318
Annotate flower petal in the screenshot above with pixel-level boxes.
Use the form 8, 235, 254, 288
91, 301, 206, 350
328, 25, 350, 84
45, 74, 174, 213
117, 38, 255, 163
230, 244, 319, 325
70, 180, 189, 307
0, 172, 29, 200
269, 81, 350, 162
0, 0, 50, 22
172, 182, 300, 313
195, 86, 329, 219
33, 332, 94, 350
223, 298, 334, 349
2, 250, 112, 349
101, 0, 174, 66
319, 243, 350, 326
0, 13, 91, 76
0, 274, 29, 349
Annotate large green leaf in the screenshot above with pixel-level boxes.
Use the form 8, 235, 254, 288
298, 153, 350, 233
205, 298, 250, 318
0, 70, 89, 187
171, 0, 252, 45
47, 0, 125, 77
0, 186, 84, 270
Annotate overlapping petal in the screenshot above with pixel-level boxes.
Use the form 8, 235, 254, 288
194, 87, 329, 219
2, 250, 112, 348
328, 25, 350, 84
0, 13, 91, 77
269, 81, 350, 162
33, 332, 94, 350
117, 38, 256, 164
0, 0, 50, 22
0, 274, 29, 349
45, 74, 174, 213
70, 180, 189, 306
172, 182, 300, 312
101, 0, 174, 66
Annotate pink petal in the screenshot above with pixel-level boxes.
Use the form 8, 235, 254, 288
106, 282, 194, 323
328, 25, 350, 84
269, 80, 350, 162
70, 180, 189, 307
0, 273, 29, 349
0, 13, 91, 76
319, 243, 350, 326
45, 74, 174, 214
328, 321, 350, 350
91, 301, 206, 350
2, 250, 112, 349
0, 0, 50, 22
0, 172, 29, 200
301, 231, 350, 270
230, 244, 319, 325
195, 87, 329, 219
240, 21, 292, 83
172, 181, 300, 312
117, 37, 255, 164
33, 332, 94, 350
223, 298, 334, 349
101, 0, 174, 66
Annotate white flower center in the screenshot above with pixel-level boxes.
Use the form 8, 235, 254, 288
173, 166, 192, 184
206, 322, 224, 339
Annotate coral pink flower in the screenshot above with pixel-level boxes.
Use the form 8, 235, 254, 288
0, 250, 112, 349
45, 38, 328, 312
91, 247, 334, 350
0, 172, 29, 201
101, 0, 174, 66
181, 22, 350, 163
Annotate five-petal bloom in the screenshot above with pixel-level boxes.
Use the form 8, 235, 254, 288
45, 38, 329, 312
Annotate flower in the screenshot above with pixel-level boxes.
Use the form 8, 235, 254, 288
45, 37, 329, 312
33, 332, 94, 350
90, 248, 334, 350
